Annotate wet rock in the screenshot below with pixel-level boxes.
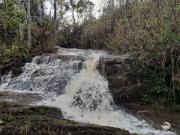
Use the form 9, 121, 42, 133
0, 91, 43, 105
31, 69, 46, 77
136, 110, 153, 116
0, 65, 23, 79
0, 120, 4, 125
36, 54, 85, 63
124, 102, 180, 134
0, 102, 133, 135
100, 54, 146, 104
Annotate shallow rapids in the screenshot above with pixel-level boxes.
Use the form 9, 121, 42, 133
0, 48, 177, 135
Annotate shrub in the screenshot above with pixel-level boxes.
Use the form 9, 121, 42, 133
0, 41, 29, 66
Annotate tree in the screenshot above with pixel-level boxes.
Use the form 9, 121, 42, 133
54, 0, 57, 24
27, 0, 31, 47
40, 0, 44, 21
69, 0, 76, 24
0, 0, 25, 44
76, 0, 94, 22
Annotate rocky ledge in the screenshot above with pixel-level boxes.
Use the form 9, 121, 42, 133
99, 53, 145, 104
0, 102, 133, 135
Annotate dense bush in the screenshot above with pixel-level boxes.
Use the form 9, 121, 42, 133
105, 0, 180, 106
58, 0, 180, 106
0, 0, 56, 69
79, 18, 112, 49
0, 0, 179, 106
0, 0, 26, 45
0, 41, 29, 66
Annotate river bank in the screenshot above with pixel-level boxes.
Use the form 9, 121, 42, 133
0, 99, 179, 135
0, 48, 179, 135
124, 102, 180, 134
0, 101, 133, 135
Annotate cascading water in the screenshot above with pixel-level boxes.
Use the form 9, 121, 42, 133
0, 48, 177, 135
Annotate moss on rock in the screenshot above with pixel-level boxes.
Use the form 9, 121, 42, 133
0, 102, 133, 135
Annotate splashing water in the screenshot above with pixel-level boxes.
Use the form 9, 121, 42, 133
0, 48, 176, 135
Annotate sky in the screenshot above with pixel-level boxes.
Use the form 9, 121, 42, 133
44, 0, 106, 23
0, 0, 105, 24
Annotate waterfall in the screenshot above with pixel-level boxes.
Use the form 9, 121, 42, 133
0, 48, 176, 135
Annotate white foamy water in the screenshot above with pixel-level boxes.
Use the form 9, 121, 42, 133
0, 48, 177, 135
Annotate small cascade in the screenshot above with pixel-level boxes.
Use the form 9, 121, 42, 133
0, 71, 12, 90
0, 55, 81, 94
0, 48, 177, 135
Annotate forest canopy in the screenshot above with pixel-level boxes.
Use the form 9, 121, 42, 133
0, 0, 180, 107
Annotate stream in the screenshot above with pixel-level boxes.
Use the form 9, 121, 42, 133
0, 48, 177, 135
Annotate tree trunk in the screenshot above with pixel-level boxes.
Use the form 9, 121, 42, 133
70, 0, 76, 24
27, 0, 32, 47
40, 0, 44, 20
172, 0, 178, 34
53, 0, 57, 46
3, 23, 7, 41
171, 48, 176, 103
19, 24, 23, 40
72, 9, 76, 24
54, 0, 57, 26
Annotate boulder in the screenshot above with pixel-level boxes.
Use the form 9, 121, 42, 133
99, 54, 146, 104
0, 102, 133, 135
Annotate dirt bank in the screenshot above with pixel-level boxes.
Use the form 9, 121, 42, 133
124, 102, 180, 134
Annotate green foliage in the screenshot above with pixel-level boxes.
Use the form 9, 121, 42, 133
107, 0, 179, 53
0, 0, 57, 67
0, 41, 29, 66
79, 19, 111, 49
0, 0, 179, 108
76, 0, 94, 14
75, 0, 180, 106
0, 114, 15, 123
0, 0, 25, 27
31, 17, 56, 52
141, 94, 152, 105
0, 0, 26, 44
